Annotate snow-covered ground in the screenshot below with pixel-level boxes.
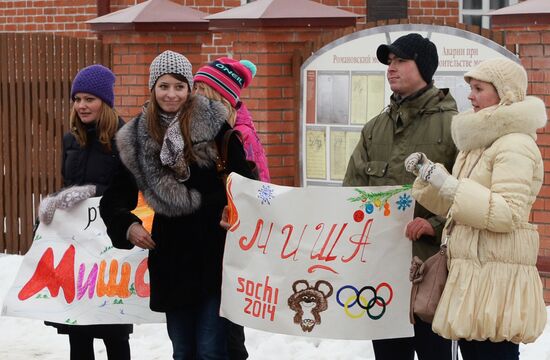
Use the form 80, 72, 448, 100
0, 253, 548, 360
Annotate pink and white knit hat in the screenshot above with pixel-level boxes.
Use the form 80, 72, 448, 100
193, 57, 256, 108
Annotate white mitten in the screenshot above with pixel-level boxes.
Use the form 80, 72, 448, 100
404, 152, 428, 176
418, 163, 457, 190
57, 185, 96, 209
38, 195, 60, 225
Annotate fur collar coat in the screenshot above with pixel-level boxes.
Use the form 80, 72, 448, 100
412, 96, 548, 343
116, 95, 227, 217
451, 95, 547, 151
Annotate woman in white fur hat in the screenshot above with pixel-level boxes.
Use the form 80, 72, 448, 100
404, 57, 547, 359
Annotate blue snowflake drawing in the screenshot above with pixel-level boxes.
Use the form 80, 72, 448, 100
396, 193, 412, 211
257, 185, 274, 205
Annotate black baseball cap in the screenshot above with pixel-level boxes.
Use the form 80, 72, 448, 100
376, 33, 439, 83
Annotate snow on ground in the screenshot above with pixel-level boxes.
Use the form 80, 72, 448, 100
0, 254, 548, 360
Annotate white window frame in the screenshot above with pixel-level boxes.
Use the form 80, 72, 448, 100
460, 0, 519, 28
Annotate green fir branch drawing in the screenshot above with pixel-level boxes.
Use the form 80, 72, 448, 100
348, 184, 412, 204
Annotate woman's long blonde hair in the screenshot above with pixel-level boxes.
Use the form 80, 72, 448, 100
177, 82, 236, 164
193, 82, 237, 126
70, 101, 118, 152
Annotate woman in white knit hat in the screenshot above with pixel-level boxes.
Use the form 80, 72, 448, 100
100, 50, 255, 360
404, 57, 547, 359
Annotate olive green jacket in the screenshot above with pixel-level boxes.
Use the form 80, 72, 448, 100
343, 85, 458, 260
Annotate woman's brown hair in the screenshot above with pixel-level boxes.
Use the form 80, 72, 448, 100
70, 101, 118, 152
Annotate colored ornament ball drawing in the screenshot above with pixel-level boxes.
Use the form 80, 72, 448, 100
348, 185, 412, 218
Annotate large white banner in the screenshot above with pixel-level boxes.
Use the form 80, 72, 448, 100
2, 197, 164, 325
221, 173, 415, 340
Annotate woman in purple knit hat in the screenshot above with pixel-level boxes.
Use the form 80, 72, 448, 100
39, 64, 132, 360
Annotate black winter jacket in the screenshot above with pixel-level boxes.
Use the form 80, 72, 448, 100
47, 118, 133, 338
100, 97, 255, 312
62, 119, 124, 195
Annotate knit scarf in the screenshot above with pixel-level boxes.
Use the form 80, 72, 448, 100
159, 111, 190, 182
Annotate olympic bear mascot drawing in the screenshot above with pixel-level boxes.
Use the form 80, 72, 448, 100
287, 279, 333, 332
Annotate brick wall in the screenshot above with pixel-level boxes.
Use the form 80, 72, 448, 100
493, 22, 550, 303
0, 0, 461, 36
101, 32, 209, 119
0, 0, 97, 37
0, 0, 369, 35
407, 0, 459, 24
179, 0, 242, 14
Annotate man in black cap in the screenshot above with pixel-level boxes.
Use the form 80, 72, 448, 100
344, 33, 458, 360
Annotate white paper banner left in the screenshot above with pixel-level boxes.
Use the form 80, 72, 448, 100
2, 197, 165, 325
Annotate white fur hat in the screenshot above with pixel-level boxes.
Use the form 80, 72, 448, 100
464, 58, 527, 104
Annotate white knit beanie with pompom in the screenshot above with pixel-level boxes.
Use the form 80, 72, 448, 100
464, 57, 527, 104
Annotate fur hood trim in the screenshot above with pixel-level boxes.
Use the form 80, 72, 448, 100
116, 96, 227, 216
188, 95, 228, 144
451, 96, 547, 151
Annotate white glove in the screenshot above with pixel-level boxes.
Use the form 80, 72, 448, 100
418, 163, 452, 189
38, 195, 60, 225
57, 185, 96, 209
38, 185, 96, 225
404, 152, 428, 176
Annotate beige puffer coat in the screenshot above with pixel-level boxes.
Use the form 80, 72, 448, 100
412, 96, 547, 344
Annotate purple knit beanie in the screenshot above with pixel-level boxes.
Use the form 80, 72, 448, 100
70, 64, 116, 108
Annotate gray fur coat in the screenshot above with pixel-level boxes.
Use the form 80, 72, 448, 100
116, 95, 228, 217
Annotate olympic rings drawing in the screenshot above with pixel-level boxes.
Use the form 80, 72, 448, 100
342, 294, 367, 319
336, 282, 393, 320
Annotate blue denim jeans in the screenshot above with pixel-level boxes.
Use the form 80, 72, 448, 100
165, 296, 229, 360
459, 339, 519, 360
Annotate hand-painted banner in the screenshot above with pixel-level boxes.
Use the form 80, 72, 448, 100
221, 173, 415, 340
2, 197, 164, 325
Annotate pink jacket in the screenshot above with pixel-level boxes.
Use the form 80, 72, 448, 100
234, 104, 270, 182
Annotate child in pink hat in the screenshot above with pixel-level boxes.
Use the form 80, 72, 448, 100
194, 58, 270, 182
